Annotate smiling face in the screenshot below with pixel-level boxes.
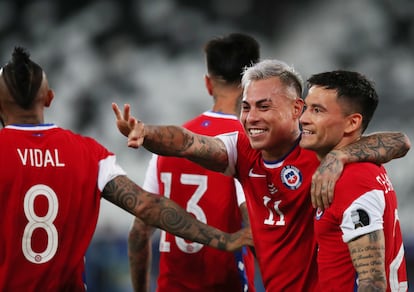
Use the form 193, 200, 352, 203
240, 77, 303, 161
300, 85, 362, 159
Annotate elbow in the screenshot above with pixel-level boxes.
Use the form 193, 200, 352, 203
400, 132, 411, 158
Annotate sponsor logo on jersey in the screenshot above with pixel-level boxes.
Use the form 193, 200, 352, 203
280, 165, 302, 190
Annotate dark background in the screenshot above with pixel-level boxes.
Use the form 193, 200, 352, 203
1, 0, 413, 290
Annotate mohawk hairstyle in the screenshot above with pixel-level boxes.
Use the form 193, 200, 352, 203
2, 46, 43, 109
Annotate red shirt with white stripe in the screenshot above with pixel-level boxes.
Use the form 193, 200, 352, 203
314, 162, 407, 291
144, 112, 256, 292
219, 133, 320, 291
0, 124, 125, 291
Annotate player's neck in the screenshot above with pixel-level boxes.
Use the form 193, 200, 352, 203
3, 111, 43, 125
211, 91, 242, 115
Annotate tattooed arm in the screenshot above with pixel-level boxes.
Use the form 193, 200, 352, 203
140, 124, 229, 173
347, 230, 386, 291
102, 175, 252, 252
112, 102, 229, 173
311, 132, 411, 209
128, 218, 153, 292
239, 202, 250, 228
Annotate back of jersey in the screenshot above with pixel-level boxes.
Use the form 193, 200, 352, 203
154, 112, 255, 292
0, 125, 112, 291
379, 166, 408, 291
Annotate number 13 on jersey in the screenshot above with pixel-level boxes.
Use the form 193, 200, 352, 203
159, 172, 207, 254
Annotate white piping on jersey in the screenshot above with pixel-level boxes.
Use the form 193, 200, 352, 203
6, 124, 58, 131
263, 160, 284, 169
203, 111, 239, 120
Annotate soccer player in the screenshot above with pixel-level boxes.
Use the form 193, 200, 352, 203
112, 59, 410, 291
0, 47, 252, 291
300, 70, 408, 291
127, 33, 259, 292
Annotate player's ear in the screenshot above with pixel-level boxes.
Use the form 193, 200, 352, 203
344, 113, 362, 134
44, 89, 54, 107
293, 98, 304, 118
205, 75, 213, 96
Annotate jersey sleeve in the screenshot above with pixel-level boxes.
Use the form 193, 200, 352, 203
340, 189, 386, 243
97, 155, 127, 191
216, 131, 239, 177
234, 179, 246, 206
142, 154, 159, 193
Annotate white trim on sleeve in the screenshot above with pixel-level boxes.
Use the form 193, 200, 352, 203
341, 189, 385, 243
216, 131, 239, 177
98, 155, 127, 192
143, 154, 160, 193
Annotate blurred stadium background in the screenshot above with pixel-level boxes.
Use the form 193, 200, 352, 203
1, 0, 413, 291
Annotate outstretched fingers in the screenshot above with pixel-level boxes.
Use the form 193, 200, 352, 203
112, 103, 133, 137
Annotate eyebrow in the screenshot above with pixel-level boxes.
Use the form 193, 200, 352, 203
305, 101, 327, 111
242, 98, 272, 105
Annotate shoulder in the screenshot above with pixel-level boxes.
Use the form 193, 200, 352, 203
185, 112, 243, 135
55, 128, 112, 156
333, 162, 382, 204
340, 162, 381, 181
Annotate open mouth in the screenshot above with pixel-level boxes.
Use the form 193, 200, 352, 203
248, 128, 267, 136
301, 129, 314, 136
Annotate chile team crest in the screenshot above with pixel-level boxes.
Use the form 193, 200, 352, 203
280, 165, 302, 190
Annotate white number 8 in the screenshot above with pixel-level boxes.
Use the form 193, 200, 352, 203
22, 184, 59, 264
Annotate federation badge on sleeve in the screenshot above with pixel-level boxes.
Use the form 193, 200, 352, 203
281, 165, 302, 190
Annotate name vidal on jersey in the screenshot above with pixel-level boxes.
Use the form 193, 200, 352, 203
17, 148, 65, 167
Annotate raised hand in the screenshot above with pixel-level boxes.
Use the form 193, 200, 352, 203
112, 102, 145, 149
127, 117, 145, 149
112, 102, 132, 137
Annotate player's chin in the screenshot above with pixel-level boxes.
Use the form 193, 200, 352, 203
299, 136, 314, 149
248, 137, 266, 150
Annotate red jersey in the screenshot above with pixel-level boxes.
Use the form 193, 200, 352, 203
0, 124, 126, 291
219, 133, 320, 291
143, 112, 256, 292
314, 162, 408, 291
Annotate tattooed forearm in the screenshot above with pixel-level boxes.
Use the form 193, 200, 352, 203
157, 201, 229, 249
143, 125, 229, 172
358, 279, 386, 292
240, 203, 251, 227
342, 132, 410, 164
103, 175, 250, 251
157, 205, 198, 240
143, 125, 196, 156
128, 218, 152, 292
314, 151, 343, 175
102, 175, 139, 212
348, 230, 386, 291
